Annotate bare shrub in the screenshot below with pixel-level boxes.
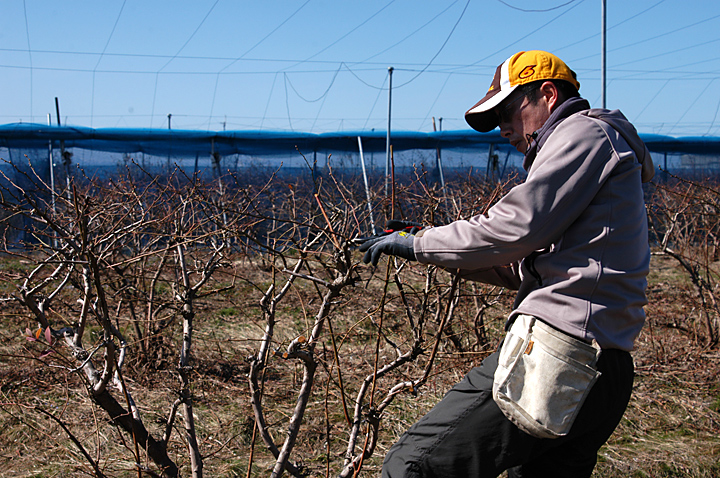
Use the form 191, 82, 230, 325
0, 155, 517, 477
648, 175, 720, 347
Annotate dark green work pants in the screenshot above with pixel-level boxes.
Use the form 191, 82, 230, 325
382, 349, 634, 478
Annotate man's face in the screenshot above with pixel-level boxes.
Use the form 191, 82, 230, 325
495, 87, 552, 153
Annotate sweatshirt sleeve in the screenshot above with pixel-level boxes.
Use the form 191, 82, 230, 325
414, 115, 621, 270
455, 263, 522, 289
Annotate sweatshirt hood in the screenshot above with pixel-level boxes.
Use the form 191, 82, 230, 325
580, 108, 655, 183
524, 97, 655, 183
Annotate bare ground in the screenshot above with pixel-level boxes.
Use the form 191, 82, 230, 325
0, 253, 718, 477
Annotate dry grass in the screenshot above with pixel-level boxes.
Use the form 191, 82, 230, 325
0, 253, 719, 477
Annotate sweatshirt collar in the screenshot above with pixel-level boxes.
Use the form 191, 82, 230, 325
523, 97, 591, 171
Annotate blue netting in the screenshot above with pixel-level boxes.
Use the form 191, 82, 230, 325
3, 123, 719, 158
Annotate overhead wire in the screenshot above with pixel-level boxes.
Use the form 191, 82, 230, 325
156, 0, 221, 73
668, 77, 717, 136
611, 55, 720, 80
570, 12, 720, 64
495, 0, 580, 13
286, 0, 397, 69
283, 72, 294, 131
554, 0, 667, 55
359, 1, 460, 64
393, 0, 470, 89
612, 38, 720, 69
269, 0, 398, 113
221, 0, 312, 72
150, 0, 221, 127
207, 0, 312, 129
91, 0, 127, 127
309, 70, 340, 132
633, 78, 670, 124
6, 2, 719, 134
285, 64, 343, 103
363, 74, 389, 131
22, 0, 32, 123
341, 63, 387, 90
286, 63, 343, 131
706, 94, 720, 136
420, 73, 453, 130
459, 0, 587, 72
260, 72, 279, 130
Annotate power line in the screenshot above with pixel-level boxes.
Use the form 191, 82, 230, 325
284, 64, 343, 103
570, 12, 720, 64
613, 38, 720, 69
283, 71, 293, 131
93, 1, 127, 71
420, 73, 453, 130
261, 73, 280, 130
462, 0, 587, 70
340, 63, 388, 90
359, 1, 460, 64
3, 58, 719, 80
669, 78, 717, 136
394, 0, 470, 89
0, 60, 484, 75
206, 0, 312, 130
157, 0, 221, 73
496, 0, 580, 13
91, 0, 127, 127
22, 0, 32, 124
706, 94, 720, 136
555, 0, 667, 55
633, 78, 670, 124
363, 74, 388, 131
287, 0, 397, 68
150, 0, 221, 127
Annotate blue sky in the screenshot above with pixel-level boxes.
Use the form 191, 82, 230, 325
1, 0, 719, 137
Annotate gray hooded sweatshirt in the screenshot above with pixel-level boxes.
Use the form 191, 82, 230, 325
414, 97, 654, 351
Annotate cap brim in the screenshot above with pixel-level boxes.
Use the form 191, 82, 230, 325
464, 84, 517, 132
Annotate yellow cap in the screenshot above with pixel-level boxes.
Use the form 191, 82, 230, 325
465, 50, 580, 132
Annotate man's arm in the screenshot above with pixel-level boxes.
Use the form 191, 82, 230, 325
414, 115, 622, 271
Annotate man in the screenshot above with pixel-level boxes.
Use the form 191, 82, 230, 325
360, 50, 654, 477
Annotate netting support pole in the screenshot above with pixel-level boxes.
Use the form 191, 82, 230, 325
357, 136, 376, 235
211, 138, 228, 228
385, 67, 393, 199
432, 116, 447, 196
47, 114, 56, 216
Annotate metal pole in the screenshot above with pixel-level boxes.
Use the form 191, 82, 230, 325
432, 117, 447, 195
357, 136, 376, 235
47, 114, 56, 214
601, 0, 607, 109
487, 143, 495, 180
385, 67, 393, 197
54, 97, 61, 126
167, 114, 172, 172
211, 138, 228, 227
54, 97, 71, 200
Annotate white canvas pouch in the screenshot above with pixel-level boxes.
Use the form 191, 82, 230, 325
492, 315, 602, 439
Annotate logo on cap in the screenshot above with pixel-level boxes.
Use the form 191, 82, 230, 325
519, 65, 536, 80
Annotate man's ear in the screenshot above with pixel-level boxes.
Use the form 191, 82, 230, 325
539, 81, 560, 112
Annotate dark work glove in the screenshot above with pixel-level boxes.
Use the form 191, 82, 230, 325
358, 231, 416, 266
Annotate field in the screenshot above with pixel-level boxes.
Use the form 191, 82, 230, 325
0, 163, 719, 477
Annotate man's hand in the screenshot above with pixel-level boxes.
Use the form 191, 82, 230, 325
358, 231, 416, 266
